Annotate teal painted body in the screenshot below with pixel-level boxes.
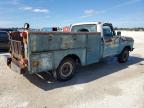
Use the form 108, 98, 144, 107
8, 22, 134, 79
27, 32, 101, 74
26, 31, 134, 74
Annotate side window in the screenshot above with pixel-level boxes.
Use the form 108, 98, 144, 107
78, 28, 89, 32
103, 26, 113, 38
71, 24, 97, 32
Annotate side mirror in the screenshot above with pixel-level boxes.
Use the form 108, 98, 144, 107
117, 31, 121, 36
24, 23, 30, 30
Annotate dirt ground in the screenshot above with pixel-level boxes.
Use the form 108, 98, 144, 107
0, 31, 144, 108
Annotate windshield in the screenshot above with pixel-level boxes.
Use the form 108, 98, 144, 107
71, 24, 97, 32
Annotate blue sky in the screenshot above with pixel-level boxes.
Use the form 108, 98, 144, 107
0, 0, 144, 28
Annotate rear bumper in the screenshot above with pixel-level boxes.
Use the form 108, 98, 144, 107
11, 62, 28, 74
9, 58, 28, 74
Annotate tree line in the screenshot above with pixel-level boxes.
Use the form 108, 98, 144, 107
115, 27, 144, 31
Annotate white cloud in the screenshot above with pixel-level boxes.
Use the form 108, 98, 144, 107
82, 9, 95, 18
84, 9, 95, 15
33, 9, 49, 13
23, 6, 33, 11
81, 9, 105, 18
81, 0, 142, 18
21, 6, 49, 13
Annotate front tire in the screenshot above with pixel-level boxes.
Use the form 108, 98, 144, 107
118, 48, 130, 63
53, 58, 76, 81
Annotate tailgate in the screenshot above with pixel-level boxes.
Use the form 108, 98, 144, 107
10, 32, 24, 59
9, 31, 28, 74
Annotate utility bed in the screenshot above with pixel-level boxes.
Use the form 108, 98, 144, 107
9, 31, 101, 75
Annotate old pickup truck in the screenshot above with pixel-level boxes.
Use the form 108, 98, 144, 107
7, 22, 134, 81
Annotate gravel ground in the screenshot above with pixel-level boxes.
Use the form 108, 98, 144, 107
0, 31, 144, 108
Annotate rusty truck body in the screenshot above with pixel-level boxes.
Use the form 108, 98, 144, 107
7, 22, 134, 81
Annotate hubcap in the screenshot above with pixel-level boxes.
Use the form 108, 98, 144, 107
60, 62, 73, 77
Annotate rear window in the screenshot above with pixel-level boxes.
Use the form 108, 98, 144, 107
71, 24, 97, 32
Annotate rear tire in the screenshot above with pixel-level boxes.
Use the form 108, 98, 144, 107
118, 48, 129, 63
53, 58, 76, 81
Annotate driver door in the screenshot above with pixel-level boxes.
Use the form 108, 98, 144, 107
102, 24, 119, 57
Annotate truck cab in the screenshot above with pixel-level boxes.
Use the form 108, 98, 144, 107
71, 22, 134, 58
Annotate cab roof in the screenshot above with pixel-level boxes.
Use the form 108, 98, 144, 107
71, 22, 112, 27
71, 22, 103, 27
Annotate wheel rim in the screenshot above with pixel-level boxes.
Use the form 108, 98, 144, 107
60, 62, 73, 78
122, 50, 129, 61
